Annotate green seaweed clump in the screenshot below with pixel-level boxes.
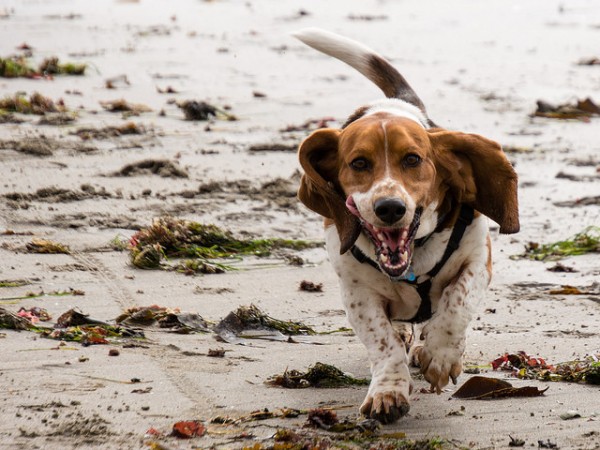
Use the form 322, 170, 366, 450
129, 216, 318, 271
515, 226, 600, 261
267, 362, 369, 389
39, 57, 86, 75
0, 56, 36, 78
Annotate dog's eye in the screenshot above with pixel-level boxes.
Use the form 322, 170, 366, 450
350, 157, 370, 171
403, 153, 422, 168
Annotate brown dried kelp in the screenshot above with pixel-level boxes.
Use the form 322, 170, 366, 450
129, 217, 318, 270
267, 362, 369, 388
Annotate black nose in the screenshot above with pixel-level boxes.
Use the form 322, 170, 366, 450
374, 198, 406, 224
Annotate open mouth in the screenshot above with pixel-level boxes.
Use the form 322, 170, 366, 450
347, 197, 421, 279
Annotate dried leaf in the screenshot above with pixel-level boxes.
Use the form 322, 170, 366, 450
452, 376, 548, 399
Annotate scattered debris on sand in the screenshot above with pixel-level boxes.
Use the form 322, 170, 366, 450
533, 97, 600, 120
177, 100, 237, 121
17, 307, 51, 324
555, 170, 600, 182
115, 305, 209, 333
112, 159, 188, 178
576, 57, 600, 66
0, 307, 33, 330
215, 304, 315, 343
129, 217, 318, 271
554, 195, 600, 207
347, 13, 388, 21
452, 375, 547, 399
39, 57, 86, 75
514, 226, 600, 260
25, 238, 70, 254
267, 362, 369, 388
0, 92, 65, 115
37, 112, 76, 125
546, 262, 578, 273
492, 351, 600, 384
0, 279, 31, 288
0, 56, 36, 78
100, 99, 152, 114
248, 142, 297, 152
71, 122, 145, 140
5, 185, 112, 203
280, 116, 336, 132
548, 283, 600, 295
299, 280, 323, 292
502, 145, 535, 154
171, 420, 206, 439
0, 137, 55, 156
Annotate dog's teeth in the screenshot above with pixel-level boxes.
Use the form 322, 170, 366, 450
377, 233, 385, 241
380, 254, 388, 263
401, 252, 408, 263
401, 229, 408, 240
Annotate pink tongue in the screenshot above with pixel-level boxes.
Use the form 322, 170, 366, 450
381, 229, 405, 252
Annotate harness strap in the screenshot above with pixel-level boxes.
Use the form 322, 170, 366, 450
427, 204, 475, 278
349, 204, 475, 323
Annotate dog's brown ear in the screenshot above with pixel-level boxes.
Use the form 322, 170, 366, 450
298, 128, 361, 253
429, 130, 519, 234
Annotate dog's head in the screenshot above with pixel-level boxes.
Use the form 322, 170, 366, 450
298, 112, 519, 279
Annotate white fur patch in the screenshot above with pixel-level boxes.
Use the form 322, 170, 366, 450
365, 98, 429, 129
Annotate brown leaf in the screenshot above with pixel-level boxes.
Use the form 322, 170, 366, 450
452, 376, 548, 399
549, 285, 584, 295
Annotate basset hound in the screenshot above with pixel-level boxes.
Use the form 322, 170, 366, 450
294, 28, 519, 424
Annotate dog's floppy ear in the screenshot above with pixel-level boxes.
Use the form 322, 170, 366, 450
429, 130, 520, 234
298, 128, 361, 253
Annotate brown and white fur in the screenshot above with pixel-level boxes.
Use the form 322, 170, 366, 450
294, 28, 519, 424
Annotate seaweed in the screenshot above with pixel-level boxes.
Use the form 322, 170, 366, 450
513, 226, 600, 261
215, 304, 315, 341
112, 159, 188, 178
533, 98, 600, 121
0, 56, 36, 78
39, 57, 86, 75
0, 92, 64, 115
177, 100, 237, 121
0, 279, 30, 288
25, 238, 70, 254
266, 362, 369, 388
71, 122, 144, 140
129, 216, 319, 271
0, 307, 34, 330
115, 305, 209, 333
492, 351, 600, 384
100, 99, 152, 114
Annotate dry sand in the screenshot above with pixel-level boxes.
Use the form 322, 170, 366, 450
1, 0, 599, 449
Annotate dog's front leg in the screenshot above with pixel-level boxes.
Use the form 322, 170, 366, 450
341, 283, 411, 424
417, 262, 490, 393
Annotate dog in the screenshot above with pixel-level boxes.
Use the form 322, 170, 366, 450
293, 28, 519, 424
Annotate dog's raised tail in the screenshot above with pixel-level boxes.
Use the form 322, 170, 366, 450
293, 27, 430, 121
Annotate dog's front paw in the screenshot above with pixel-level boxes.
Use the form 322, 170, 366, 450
417, 345, 462, 394
360, 391, 410, 424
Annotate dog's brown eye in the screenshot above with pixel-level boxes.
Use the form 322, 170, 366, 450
350, 157, 370, 171
403, 153, 422, 168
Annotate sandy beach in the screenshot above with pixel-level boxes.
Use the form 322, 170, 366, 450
1, 0, 599, 449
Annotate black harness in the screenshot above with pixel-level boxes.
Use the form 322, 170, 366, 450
350, 204, 475, 324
